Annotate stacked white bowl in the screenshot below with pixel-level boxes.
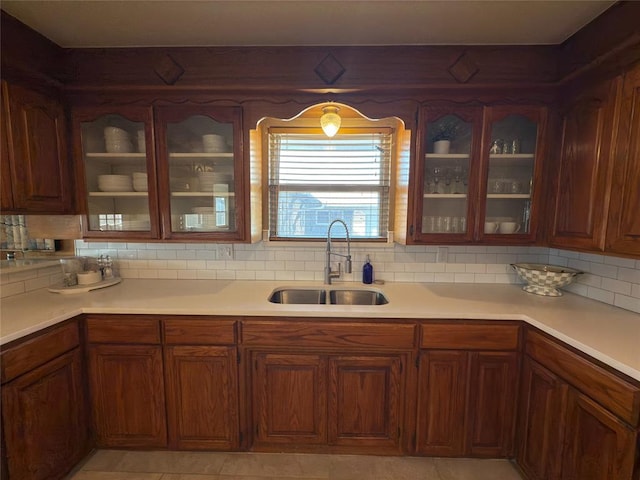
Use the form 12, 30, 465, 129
202, 134, 226, 153
97, 174, 132, 192
137, 130, 146, 153
104, 126, 133, 153
132, 172, 148, 192
198, 171, 232, 191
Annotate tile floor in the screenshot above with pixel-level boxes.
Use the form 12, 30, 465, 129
67, 450, 525, 480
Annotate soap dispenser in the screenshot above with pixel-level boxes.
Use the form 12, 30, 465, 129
363, 255, 374, 284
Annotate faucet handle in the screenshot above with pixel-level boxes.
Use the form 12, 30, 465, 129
345, 256, 352, 274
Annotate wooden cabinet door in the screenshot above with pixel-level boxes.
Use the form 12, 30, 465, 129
479, 106, 547, 244
328, 355, 404, 452
550, 76, 622, 251
516, 358, 567, 480
606, 63, 640, 255
561, 388, 637, 480
71, 105, 159, 240
3, 82, 73, 213
1, 82, 14, 211
154, 105, 245, 242
467, 351, 518, 457
409, 106, 482, 244
1, 348, 88, 480
415, 350, 468, 456
164, 345, 239, 450
88, 344, 167, 447
252, 352, 327, 446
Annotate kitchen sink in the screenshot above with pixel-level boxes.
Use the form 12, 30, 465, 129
329, 288, 389, 305
268, 288, 326, 304
268, 287, 388, 305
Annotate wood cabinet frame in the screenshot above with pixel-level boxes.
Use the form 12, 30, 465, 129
4, 314, 639, 479
1, 81, 74, 214
409, 105, 483, 244
478, 105, 548, 244
71, 102, 245, 242
72, 105, 160, 240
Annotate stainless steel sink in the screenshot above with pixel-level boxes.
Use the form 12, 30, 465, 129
329, 288, 389, 305
268, 288, 326, 304
268, 287, 388, 305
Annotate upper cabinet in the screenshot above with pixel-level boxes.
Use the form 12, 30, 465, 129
154, 106, 243, 241
549, 77, 621, 252
550, 61, 640, 257
410, 104, 546, 244
72, 103, 244, 242
73, 106, 159, 240
605, 63, 640, 256
1, 81, 74, 214
411, 106, 482, 243
479, 106, 546, 243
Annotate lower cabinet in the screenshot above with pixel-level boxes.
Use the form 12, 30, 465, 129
562, 388, 637, 480
164, 345, 239, 450
251, 351, 407, 453
6, 314, 638, 477
1, 321, 89, 480
329, 354, 404, 449
516, 357, 567, 480
517, 329, 640, 480
88, 344, 167, 447
252, 352, 328, 446
86, 316, 240, 451
244, 319, 415, 454
415, 321, 520, 457
86, 316, 167, 448
416, 349, 518, 457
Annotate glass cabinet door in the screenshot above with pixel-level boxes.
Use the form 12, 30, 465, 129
413, 107, 481, 242
155, 106, 242, 240
481, 107, 546, 241
74, 107, 158, 239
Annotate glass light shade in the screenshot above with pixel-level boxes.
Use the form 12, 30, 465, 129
320, 106, 341, 137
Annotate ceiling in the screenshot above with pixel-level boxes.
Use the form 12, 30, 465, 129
1, 0, 615, 48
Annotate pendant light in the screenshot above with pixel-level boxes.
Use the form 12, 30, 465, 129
320, 105, 341, 137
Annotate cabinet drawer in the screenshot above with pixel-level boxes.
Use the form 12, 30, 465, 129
420, 321, 520, 350
164, 318, 236, 345
526, 329, 640, 426
1, 320, 79, 383
242, 320, 415, 349
86, 315, 161, 344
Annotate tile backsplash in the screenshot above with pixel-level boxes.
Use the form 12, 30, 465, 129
2, 240, 638, 315
0, 264, 63, 299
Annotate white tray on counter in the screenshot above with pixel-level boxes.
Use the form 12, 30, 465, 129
48, 277, 121, 294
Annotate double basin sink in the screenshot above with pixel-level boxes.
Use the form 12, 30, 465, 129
269, 287, 389, 305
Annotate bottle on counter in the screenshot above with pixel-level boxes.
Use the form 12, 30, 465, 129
363, 255, 374, 284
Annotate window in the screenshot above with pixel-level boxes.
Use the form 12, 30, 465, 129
268, 128, 393, 241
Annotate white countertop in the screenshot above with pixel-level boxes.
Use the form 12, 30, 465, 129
1, 279, 639, 381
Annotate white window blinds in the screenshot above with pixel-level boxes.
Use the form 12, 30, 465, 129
268, 129, 392, 240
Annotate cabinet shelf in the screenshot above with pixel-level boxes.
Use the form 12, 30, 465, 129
169, 152, 233, 159
489, 154, 535, 159
486, 194, 531, 199
425, 153, 470, 159
423, 194, 467, 199
86, 152, 146, 159
171, 192, 235, 197
88, 191, 148, 197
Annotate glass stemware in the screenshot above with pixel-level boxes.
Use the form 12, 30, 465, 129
432, 167, 443, 194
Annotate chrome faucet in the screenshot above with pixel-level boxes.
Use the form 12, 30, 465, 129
324, 219, 352, 284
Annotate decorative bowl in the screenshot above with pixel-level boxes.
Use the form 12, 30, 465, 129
511, 263, 583, 297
